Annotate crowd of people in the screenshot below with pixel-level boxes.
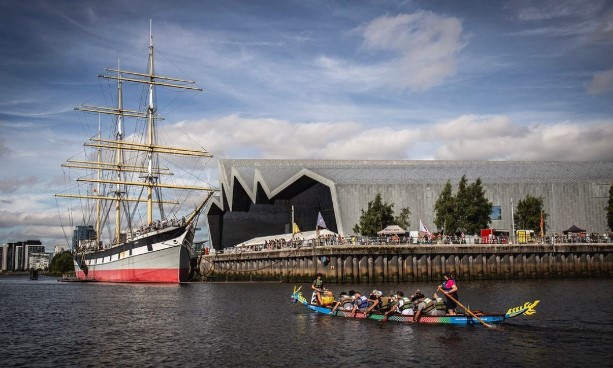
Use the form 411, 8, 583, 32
548, 232, 612, 244
225, 234, 459, 253
310, 272, 461, 322
219, 232, 613, 254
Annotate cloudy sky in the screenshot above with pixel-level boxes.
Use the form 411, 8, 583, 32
1, 0, 612, 249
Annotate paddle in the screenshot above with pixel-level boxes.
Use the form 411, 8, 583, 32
438, 287, 495, 329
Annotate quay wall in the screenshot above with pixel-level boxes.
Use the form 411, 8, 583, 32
199, 243, 613, 283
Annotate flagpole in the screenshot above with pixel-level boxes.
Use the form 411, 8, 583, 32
291, 205, 295, 240
511, 197, 515, 244
540, 210, 544, 243
314, 212, 318, 274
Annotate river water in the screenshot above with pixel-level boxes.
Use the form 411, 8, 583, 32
0, 276, 611, 367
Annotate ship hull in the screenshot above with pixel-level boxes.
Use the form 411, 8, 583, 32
74, 225, 196, 283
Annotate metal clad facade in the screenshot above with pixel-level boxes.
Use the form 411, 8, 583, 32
207, 159, 613, 249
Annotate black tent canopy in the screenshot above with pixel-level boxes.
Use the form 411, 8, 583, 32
563, 225, 585, 234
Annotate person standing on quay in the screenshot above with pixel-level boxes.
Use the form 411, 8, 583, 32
439, 272, 459, 315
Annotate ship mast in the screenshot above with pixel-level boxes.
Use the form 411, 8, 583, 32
115, 61, 124, 241
147, 20, 155, 225
56, 20, 211, 247
96, 115, 101, 246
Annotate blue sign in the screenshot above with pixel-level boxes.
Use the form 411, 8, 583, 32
490, 205, 502, 220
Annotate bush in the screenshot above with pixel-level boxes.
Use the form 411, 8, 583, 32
49, 251, 74, 276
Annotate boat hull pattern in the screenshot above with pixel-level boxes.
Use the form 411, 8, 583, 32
74, 224, 196, 283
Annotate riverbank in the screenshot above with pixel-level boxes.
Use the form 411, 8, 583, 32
200, 243, 613, 283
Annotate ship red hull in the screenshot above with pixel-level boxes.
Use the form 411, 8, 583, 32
75, 267, 190, 283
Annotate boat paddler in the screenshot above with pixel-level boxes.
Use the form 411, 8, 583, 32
350, 291, 370, 317
311, 273, 326, 305
438, 272, 459, 315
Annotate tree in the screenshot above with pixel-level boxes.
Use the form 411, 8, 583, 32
454, 175, 470, 232
434, 181, 456, 235
394, 207, 412, 230
464, 178, 493, 235
353, 193, 410, 236
433, 176, 493, 235
607, 185, 613, 231
514, 195, 548, 233
49, 251, 74, 276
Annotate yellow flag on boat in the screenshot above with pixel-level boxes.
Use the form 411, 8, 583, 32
293, 223, 300, 235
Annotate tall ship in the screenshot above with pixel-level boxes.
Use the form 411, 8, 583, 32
55, 23, 215, 282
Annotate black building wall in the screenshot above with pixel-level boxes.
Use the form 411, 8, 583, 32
211, 181, 337, 249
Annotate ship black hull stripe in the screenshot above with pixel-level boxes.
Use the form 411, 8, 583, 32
76, 226, 188, 262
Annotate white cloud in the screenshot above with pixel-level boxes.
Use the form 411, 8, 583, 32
509, 0, 613, 46
318, 11, 467, 91
430, 116, 613, 161
426, 115, 529, 140
511, 0, 605, 21
0, 176, 40, 193
164, 113, 613, 163
586, 67, 613, 94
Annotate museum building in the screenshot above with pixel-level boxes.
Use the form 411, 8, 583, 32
206, 159, 613, 249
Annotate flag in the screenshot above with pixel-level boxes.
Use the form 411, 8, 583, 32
419, 219, 431, 235
293, 222, 300, 235
316, 212, 327, 229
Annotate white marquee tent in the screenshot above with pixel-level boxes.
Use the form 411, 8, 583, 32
376, 225, 406, 235
235, 229, 337, 248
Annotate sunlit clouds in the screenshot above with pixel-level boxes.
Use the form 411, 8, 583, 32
0, 0, 612, 247
317, 12, 467, 91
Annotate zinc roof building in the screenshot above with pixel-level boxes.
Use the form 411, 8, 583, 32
206, 159, 613, 249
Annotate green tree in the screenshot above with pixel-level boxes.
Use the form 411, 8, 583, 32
434, 181, 456, 235
464, 178, 493, 235
49, 251, 74, 276
607, 185, 613, 231
514, 195, 548, 233
433, 176, 493, 235
454, 175, 471, 234
394, 207, 412, 230
353, 193, 410, 236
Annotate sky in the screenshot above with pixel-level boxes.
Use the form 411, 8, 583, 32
1, 0, 612, 250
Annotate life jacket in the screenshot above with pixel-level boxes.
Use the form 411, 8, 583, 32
378, 296, 392, 311
398, 297, 412, 311
434, 297, 446, 310
420, 297, 436, 313
355, 295, 369, 309
340, 296, 354, 310
321, 294, 335, 306
442, 279, 456, 293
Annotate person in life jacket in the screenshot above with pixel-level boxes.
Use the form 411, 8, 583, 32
311, 273, 327, 305
350, 291, 370, 317
329, 291, 354, 314
320, 290, 336, 307
375, 290, 394, 314
431, 292, 447, 315
411, 289, 436, 322
382, 291, 414, 321
367, 290, 384, 314
439, 272, 459, 315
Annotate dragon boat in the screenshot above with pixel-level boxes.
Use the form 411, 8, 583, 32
291, 286, 539, 326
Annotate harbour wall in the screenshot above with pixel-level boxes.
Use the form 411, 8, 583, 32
199, 243, 613, 283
